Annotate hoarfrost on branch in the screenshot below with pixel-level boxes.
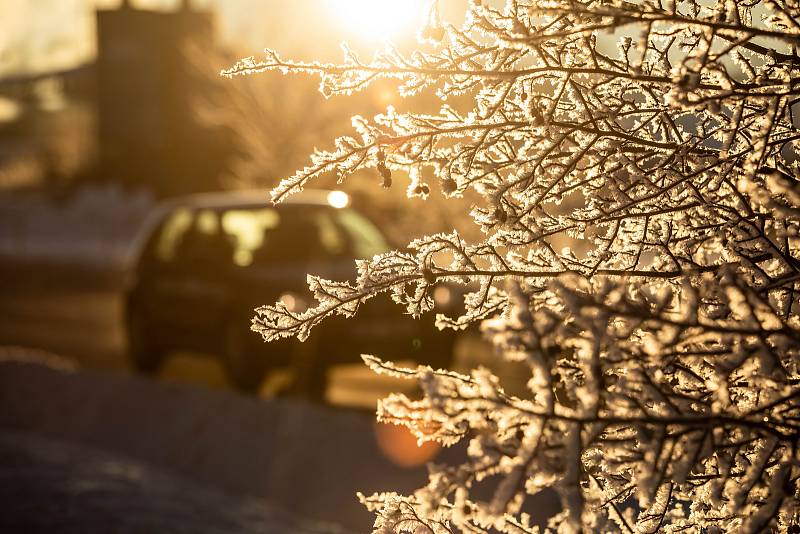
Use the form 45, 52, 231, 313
224, 0, 800, 531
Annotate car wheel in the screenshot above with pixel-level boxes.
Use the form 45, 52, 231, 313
223, 321, 265, 394
126, 305, 164, 374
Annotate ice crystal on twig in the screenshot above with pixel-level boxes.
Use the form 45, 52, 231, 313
227, 0, 800, 530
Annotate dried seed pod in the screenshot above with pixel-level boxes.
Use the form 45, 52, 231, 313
378, 163, 392, 188
441, 177, 457, 194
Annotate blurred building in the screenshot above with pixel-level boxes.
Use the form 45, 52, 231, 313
0, 0, 235, 198
96, 0, 234, 196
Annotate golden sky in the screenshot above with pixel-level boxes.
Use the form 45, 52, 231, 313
0, 0, 439, 78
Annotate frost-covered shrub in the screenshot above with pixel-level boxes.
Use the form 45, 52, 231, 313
224, 0, 800, 531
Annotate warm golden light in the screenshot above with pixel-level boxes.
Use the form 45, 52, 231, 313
326, 190, 350, 208
373, 421, 440, 467
327, 0, 428, 42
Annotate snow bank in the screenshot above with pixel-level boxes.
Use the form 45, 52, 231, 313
0, 185, 153, 269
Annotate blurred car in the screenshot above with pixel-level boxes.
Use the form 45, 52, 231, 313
124, 189, 460, 395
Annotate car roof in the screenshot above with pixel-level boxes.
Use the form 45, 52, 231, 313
161, 189, 338, 211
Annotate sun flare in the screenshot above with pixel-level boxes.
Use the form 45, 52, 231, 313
327, 0, 429, 43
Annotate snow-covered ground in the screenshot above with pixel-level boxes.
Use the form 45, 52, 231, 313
0, 430, 350, 534
0, 356, 562, 530
0, 356, 455, 530
0, 185, 153, 269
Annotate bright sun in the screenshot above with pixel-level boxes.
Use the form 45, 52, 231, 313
328, 0, 429, 43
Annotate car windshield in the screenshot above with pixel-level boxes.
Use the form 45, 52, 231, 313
152, 204, 390, 269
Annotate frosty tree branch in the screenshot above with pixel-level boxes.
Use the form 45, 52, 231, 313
226, 0, 800, 531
